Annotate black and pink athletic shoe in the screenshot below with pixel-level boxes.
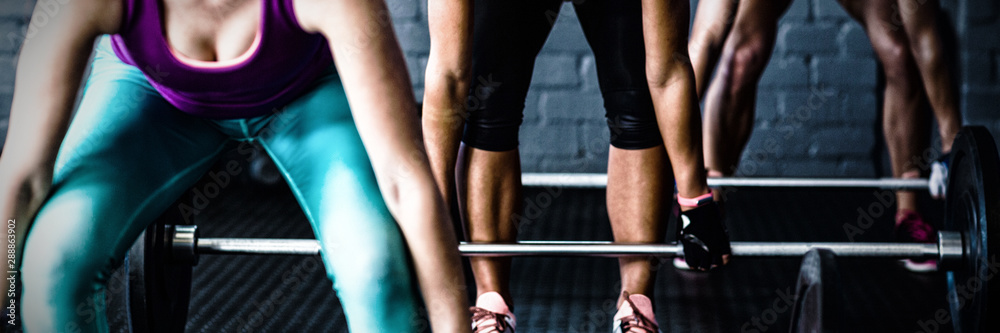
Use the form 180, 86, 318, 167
895, 210, 938, 272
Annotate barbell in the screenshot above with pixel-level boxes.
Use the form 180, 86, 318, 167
185, 231, 957, 262
522, 173, 932, 190
107, 126, 999, 333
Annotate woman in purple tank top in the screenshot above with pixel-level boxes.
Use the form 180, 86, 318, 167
0, 0, 471, 331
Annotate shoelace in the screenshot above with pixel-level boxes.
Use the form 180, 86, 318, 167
471, 307, 513, 333
617, 294, 659, 333
619, 314, 658, 333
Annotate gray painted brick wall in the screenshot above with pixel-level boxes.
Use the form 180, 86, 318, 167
1, 0, 998, 177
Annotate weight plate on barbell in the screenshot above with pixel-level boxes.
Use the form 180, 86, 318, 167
106, 210, 194, 332
944, 126, 999, 333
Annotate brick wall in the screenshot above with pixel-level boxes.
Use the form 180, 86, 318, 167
1, 0, 998, 177
962, 0, 1000, 143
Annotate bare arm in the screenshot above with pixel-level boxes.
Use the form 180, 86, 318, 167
642, 0, 711, 198
295, 0, 470, 331
688, 0, 736, 98
0, 0, 119, 303
422, 0, 472, 215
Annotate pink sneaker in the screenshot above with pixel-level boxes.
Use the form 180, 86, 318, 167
612, 292, 661, 333
895, 210, 938, 272
470, 292, 516, 333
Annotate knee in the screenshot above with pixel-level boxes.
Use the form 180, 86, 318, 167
21, 234, 112, 330
875, 41, 918, 88
459, 76, 528, 152
604, 90, 663, 150
689, 23, 728, 56
461, 106, 523, 152
907, 34, 943, 69
323, 232, 413, 298
719, 38, 771, 94
22, 238, 110, 298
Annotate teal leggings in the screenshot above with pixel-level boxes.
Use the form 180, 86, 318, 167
20, 37, 420, 332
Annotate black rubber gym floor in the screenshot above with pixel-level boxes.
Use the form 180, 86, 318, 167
164, 150, 952, 333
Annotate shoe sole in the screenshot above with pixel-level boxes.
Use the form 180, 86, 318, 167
900, 259, 938, 273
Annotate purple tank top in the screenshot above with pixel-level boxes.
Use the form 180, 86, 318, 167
111, 0, 334, 118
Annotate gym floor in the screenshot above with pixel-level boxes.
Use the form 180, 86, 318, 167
159, 150, 950, 333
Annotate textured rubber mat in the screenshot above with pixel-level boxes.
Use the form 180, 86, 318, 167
117, 150, 951, 332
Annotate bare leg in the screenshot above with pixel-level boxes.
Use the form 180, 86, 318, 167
607, 146, 671, 301
839, 0, 929, 217
455, 144, 521, 305
702, 0, 792, 176
689, 0, 738, 98
897, 0, 961, 152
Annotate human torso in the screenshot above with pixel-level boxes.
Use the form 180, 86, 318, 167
111, 0, 334, 118
161, 0, 259, 63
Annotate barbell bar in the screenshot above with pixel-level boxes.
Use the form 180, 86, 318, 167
521, 173, 931, 190
180, 228, 962, 266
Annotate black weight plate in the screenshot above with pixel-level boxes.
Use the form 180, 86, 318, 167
143, 222, 193, 333
789, 248, 842, 333
105, 213, 193, 332
105, 221, 148, 332
944, 126, 999, 333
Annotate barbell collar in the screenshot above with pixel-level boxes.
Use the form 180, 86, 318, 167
937, 231, 964, 269
170, 224, 199, 265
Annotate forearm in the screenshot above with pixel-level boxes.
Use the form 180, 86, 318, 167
648, 65, 709, 198
423, 0, 472, 206
422, 74, 469, 205
387, 175, 469, 332
688, 0, 736, 98
642, 0, 709, 198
